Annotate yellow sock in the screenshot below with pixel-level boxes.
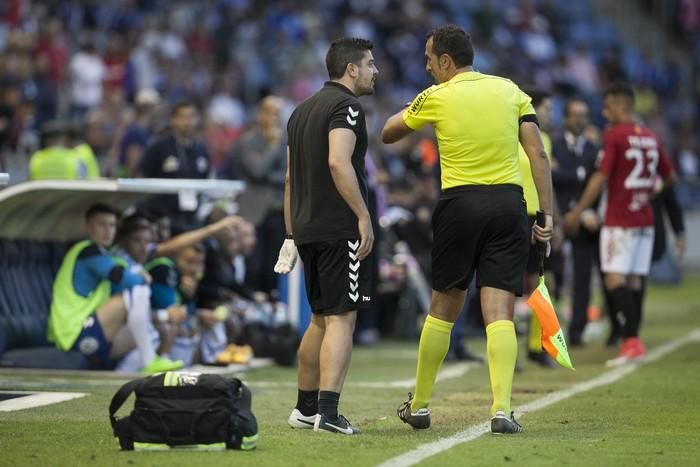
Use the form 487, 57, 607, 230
411, 315, 453, 411
528, 312, 542, 352
486, 320, 517, 415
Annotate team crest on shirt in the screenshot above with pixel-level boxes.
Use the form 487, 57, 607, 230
163, 156, 180, 172
78, 337, 99, 355
347, 106, 359, 126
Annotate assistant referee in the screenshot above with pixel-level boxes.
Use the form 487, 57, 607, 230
273, 37, 379, 435
382, 25, 553, 434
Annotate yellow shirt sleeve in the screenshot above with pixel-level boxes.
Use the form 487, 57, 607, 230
517, 88, 536, 118
519, 130, 552, 215
402, 86, 440, 131
28, 151, 40, 180
541, 131, 552, 158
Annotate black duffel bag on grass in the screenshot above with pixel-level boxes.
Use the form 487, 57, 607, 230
109, 371, 258, 451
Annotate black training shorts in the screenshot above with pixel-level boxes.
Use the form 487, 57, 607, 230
431, 184, 529, 295
297, 239, 373, 315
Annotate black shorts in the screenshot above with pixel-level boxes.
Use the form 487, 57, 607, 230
71, 312, 112, 369
431, 184, 529, 295
297, 239, 373, 315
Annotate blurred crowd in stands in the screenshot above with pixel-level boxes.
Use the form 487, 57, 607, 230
0, 0, 698, 364
1, 0, 699, 184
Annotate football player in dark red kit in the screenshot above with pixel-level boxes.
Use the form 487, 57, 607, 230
564, 83, 675, 366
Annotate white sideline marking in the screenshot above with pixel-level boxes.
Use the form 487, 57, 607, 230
0, 391, 87, 412
0, 361, 475, 393
378, 329, 700, 467
246, 362, 478, 390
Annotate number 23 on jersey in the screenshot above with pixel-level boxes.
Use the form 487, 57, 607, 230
624, 135, 659, 190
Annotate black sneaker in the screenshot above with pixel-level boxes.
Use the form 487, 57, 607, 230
313, 413, 361, 435
527, 350, 556, 368
491, 411, 523, 434
397, 393, 431, 429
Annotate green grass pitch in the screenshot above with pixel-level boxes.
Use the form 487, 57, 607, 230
1, 275, 699, 466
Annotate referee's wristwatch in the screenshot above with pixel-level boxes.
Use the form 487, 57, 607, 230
285, 233, 294, 240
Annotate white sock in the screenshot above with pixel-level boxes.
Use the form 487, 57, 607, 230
201, 322, 227, 364
171, 335, 197, 367
124, 285, 156, 368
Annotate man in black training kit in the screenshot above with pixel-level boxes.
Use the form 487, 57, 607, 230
274, 38, 378, 435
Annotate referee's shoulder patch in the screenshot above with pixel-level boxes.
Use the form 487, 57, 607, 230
408, 86, 440, 115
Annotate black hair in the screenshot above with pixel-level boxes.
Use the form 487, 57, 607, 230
603, 82, 635, 102
80, 40, 96, 53
117, 214, 152, 241
426, 25, 474, 67
40, 120, 67, 147
563, 97, 589, 117
142, 206, 168, 220
521, 87, 551, 109
170, 100, 197, 117
325, 37, 374, 80
85, 203, 119, 222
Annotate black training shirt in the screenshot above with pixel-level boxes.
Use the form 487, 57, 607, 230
287, 81, 368, 244
140, 133, 210, 179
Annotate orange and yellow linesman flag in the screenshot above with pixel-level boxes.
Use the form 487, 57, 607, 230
528, 210, 574, 370
526, 277, 574, 370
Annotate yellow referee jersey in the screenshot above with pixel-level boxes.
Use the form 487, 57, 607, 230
403, 71, 535, 190
519, 131, 551, 215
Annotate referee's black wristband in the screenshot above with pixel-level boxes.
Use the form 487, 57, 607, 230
519, 114, 540, 127
285, 233, 294, 240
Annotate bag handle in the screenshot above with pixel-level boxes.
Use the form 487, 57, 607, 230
109, 378, 142, 430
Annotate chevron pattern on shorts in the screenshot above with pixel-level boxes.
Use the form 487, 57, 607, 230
348, 240, 360, 302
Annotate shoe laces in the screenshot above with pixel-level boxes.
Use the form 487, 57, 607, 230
397, 392, 413, 421
334, 414, 353, 428
509, 412, 522, 430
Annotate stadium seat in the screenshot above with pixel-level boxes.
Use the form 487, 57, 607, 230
0, 237, 80, 368
0, 346, 89, 370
